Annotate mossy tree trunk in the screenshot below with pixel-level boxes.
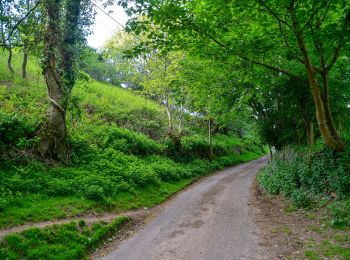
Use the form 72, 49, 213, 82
38, 0, 82, 162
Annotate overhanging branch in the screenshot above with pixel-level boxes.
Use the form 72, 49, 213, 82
4, 0, 41, 43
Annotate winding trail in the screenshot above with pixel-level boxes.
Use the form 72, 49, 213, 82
101, 156, 269, 260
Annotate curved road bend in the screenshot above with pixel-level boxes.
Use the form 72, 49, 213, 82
101, 156, 269, 260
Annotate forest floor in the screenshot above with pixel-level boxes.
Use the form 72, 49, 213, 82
95, 156, 269, 260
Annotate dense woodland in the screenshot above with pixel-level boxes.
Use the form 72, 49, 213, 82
0, 0, 349, 258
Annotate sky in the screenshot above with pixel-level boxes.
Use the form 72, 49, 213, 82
87, 3, 128, 49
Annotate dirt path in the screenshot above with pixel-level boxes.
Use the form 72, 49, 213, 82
99, 156, 269, 260
0, 208, 155, 241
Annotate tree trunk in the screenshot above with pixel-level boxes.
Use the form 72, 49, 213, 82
338, 117, 343, 134
289, 5, 344, 152
305, 122, 314, 147
22, 52, 28, 79
320, 71, 344, 147
7, 47, 13, 73
38, 67, 68, 161
269, 147, 273, 161
178, 105, 184, 134
208, 117, 213, 161
38, 0, 82, 162
38, 0, 68, 162
165, 97, 173, 135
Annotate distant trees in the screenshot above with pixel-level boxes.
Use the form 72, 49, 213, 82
118, 0, 350, 152
81, 46, 123, 85
141, 52, 185, 136
104, 30, 147, 89
0, 0, 43, 78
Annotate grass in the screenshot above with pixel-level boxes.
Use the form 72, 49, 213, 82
0, 216, 129, 260
304, 237, 350, 260
0, 152, 262, 228
0, 50, 265, 258
0, 197, 94, 228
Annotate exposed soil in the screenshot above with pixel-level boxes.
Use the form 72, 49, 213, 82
0, 208, 156, 241
250, 179, 346, 260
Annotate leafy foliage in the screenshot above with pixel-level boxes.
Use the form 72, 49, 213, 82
0, 217, 129, 260
0, 51, 263, 229
258, 146, 350, 209
0, 111, 35, 147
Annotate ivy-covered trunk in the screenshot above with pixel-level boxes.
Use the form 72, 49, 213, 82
38, 0, 67, 161
38, 66, 68, 161
38, 0, 82, 162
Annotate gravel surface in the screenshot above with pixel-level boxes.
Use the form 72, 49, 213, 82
101, 156, 269, 260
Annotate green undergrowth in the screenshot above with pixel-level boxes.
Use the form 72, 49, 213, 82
258, 145, 350, 227
258, 144, 350, 259
304, 236, 350, 260
0, 51, 264, 229
0, 151, 262, 228
302, 214, 350, 260
0, 216, 129, 260
258, 145, 350, 211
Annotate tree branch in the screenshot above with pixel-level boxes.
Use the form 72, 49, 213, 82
4, 0, 41, 43
326, 8, 350, 71
178, 9, 304, 82
255, 0, 292, 29
303, 0, 330, 29
239, 55, 306, 82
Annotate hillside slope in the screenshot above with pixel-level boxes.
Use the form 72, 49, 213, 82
0, 51, 264, 230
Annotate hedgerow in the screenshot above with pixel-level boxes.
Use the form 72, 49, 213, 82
258, 145, 350, 222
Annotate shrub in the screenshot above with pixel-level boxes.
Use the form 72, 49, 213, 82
0, 111, 35, 147
329, 199, 350, 227
290, 188, 314, 208
181, 135, 211, 159
71, 124, 164, 158
144, 156, 185, 181
258, 146, 350, 208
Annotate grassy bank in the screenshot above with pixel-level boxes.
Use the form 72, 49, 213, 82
0, 52, 265, 230
0, 216, 129, 259
0, 151, 262, 229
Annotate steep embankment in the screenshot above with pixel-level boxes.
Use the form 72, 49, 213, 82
0, 51, 265, 258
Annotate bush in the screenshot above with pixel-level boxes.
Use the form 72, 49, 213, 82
180, 135, 211, 159
0, 188, 22, 212
0, 111, 36, 147
329, 199, 350, 227
258, 146, 350, 208
71, 124, 164, 158
290, 188, 314, 208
